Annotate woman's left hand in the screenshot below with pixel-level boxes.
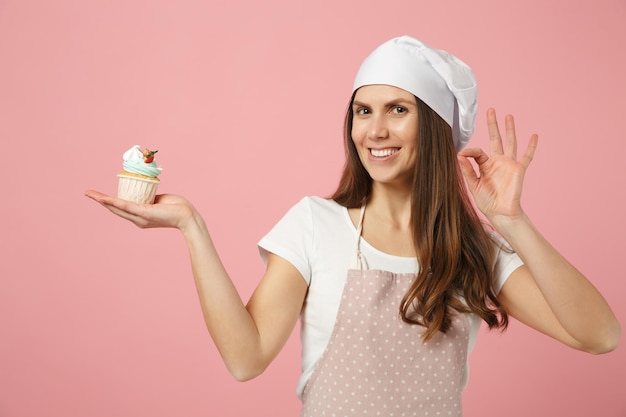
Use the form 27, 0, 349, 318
457, 108, 538, 226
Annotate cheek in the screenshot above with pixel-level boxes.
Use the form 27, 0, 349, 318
397, 119, 418, 140
349, 127, 368, 161
350, 122, 366, 144
401, 127, 417, 146
351, 136, 368, 161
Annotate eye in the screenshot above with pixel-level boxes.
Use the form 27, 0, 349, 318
392, 106, 407, 114
355, 107, 370, 115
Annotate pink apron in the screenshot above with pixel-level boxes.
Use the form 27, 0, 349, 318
301, 205, 470, 416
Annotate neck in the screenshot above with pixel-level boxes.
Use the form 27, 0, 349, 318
368, 182, 413, 230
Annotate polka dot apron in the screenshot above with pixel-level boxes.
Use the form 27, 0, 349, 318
301, 205, 470, 417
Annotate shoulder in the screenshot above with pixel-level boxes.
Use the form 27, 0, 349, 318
302, 196, 350, 228
258, 196, 354, 282
305, 196, 345, 213
296, 195, 342, 209
286, 196, 346, 220
263, 196, 348, 235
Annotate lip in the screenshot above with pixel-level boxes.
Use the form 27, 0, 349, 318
368, 147, 400, 161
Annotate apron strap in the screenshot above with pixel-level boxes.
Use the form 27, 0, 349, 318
353, 204, 369, 270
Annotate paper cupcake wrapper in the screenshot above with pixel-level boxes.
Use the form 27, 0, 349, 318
117, 174, 159, 204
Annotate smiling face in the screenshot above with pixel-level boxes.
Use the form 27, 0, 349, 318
350, 84, 419, 188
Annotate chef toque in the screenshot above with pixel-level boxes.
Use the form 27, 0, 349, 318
353, 35, 478, 150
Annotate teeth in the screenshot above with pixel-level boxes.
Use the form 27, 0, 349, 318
371, 148, 398, 157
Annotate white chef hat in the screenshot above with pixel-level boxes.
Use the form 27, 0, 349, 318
352, 35, 478, 151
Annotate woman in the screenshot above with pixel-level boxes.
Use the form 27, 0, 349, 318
86, 36, 620, 415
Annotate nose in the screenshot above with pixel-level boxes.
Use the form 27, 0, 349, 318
367, 114, 389, 140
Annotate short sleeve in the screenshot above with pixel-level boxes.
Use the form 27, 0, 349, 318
258, 197, 314, 285
491, 232, 524, 293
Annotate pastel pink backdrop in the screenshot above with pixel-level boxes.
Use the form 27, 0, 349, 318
1, 0, 624, 416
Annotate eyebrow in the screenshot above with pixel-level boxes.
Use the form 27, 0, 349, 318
352, 98, 416, 108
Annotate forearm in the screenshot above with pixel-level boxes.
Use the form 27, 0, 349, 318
180, 212, 266, 380
492, 213, 620, 352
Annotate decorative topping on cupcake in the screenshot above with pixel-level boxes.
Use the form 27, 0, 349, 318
142, 149, 158, 164
122, 145, 163, 178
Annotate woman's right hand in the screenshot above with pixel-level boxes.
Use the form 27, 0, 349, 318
84, 190, 197, 231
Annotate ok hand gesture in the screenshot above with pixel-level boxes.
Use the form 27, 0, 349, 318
457, 108, 538, 227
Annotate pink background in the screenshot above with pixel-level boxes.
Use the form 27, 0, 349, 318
1, 0, 624, 416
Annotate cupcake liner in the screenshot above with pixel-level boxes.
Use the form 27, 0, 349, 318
117, 174, 160, 204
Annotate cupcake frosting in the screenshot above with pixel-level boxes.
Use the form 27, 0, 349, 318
122, 145, 162, 177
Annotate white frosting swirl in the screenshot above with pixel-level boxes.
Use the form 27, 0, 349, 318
122, 145, 162, 177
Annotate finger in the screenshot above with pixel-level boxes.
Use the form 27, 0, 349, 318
519, 133, 538, 168
85, 190, 132, 210
457, 154, 479, 191
486, 108, 504, 156
86, 189, 161, 230
85, 190, 109, 203
458, 147, 490, 166
504, 114, 518, 159
100, 199, 153, 228
86, 190, 144, 217
101, 202, 138, 221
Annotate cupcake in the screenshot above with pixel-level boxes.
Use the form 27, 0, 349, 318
117, 145, 162, 204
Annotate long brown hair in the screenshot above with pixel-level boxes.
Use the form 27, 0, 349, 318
332, 92, 508, 342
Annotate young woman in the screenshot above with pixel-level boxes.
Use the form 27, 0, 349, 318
86, 36, 620, 416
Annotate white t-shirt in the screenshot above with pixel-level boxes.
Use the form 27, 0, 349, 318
258, 196, 523, 399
